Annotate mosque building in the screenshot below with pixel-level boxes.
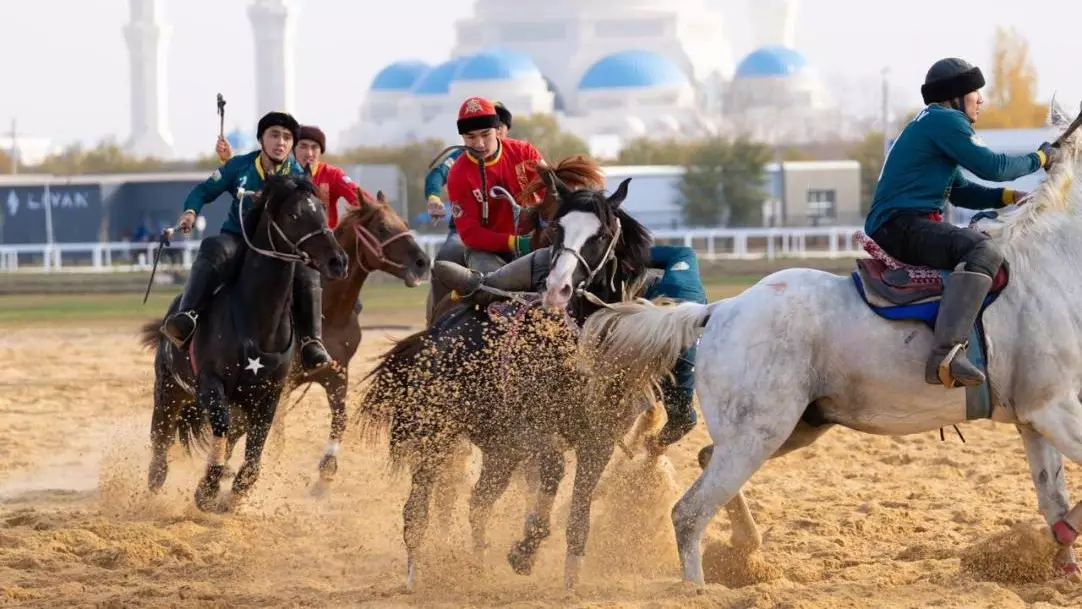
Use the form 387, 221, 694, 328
341, 0, 852, 153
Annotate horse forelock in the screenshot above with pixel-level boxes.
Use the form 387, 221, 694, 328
337, 191, 409, 239
523, 155, 606, 210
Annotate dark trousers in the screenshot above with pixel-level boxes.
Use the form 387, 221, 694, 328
870, 213, 1004, 278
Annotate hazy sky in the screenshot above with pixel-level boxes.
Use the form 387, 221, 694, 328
2, 0, 1079, 158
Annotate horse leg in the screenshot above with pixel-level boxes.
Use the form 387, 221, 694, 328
194, 374, 228, 512
404, 447, 452, 592
467, 447, 524, 564
148, 374, 186, 493
562, 440, 615, 590
317, 372, 348, 482
1017, 422, 1077, 574
230, 399, 277, 508
433, 438, 471, 530
508, 440, 563, 576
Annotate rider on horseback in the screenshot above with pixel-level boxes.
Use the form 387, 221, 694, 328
434, 242, 708, 449
424, 101, 513, 322
163, 111, 335, 372
866, 57, 1059, 388
443, 97, 543, 276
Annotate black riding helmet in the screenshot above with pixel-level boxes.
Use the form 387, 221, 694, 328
256, 111, 300, 142
493, 101, 512, 130
921, 58, 985, 121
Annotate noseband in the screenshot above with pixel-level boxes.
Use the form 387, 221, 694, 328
550, 217, 622, 304
353, 216, 413, 274
237, 187, 333, 265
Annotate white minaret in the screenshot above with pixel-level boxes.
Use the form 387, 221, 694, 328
124, 0, 174, 159
248, 0, 297, 117
748, 0, 799, 49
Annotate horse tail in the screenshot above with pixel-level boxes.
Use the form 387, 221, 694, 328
139, 318, 164, 351
176, 400, 210, 455
355, 328, 433, 470
578, 298, 715, 403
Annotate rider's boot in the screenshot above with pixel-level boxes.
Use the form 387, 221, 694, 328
656, 385, 698, 447
925, 268, 992, 387
432, 252, 539, 307
161, 255, 218, 349
294, 266, 335, 373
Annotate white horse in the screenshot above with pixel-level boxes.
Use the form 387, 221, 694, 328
576, 100, 1082, 585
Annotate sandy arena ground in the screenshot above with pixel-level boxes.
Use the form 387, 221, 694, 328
3, 315, 1082, 608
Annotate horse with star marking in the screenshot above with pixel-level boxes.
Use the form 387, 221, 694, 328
140, 174, 348, 512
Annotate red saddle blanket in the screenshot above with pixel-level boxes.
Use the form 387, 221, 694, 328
854, 232, 1008, 305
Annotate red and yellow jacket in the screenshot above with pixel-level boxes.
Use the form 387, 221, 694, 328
446, 138, 544, 253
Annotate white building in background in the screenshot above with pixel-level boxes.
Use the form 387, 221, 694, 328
249, 0, 297, 117
343, 0, 852, 152
124, 0, 174, 159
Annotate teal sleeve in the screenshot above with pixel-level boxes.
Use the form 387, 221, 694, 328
929, 112, 1042, 182
948, 170, 1007, 210
425, 148, 462, 200
184, 159, 238, 215
649, 245, 693, 269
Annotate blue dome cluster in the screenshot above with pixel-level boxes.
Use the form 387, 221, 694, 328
455, 47, 540, 81
370, 60, 431, 92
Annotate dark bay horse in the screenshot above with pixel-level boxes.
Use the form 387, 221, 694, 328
140, 175, 347, 512
356, 168, 653, 590
277, 190, 429, 489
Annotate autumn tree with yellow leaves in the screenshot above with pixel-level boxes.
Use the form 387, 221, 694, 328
978, 27, 1049, 128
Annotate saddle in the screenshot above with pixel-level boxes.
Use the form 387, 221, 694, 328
853, 232, 1009, 307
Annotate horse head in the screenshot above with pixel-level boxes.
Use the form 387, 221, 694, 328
542, 174, 652, 313
519, 155, 608, 249
246, 174, 348, 280
335, 189, 429, 287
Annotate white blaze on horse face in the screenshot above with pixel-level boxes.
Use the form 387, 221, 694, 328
545, 210, 601, 308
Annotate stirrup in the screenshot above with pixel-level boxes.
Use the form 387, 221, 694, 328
300, 337, 336, 368
161, 310, 198, 348
937, 342, 967, 387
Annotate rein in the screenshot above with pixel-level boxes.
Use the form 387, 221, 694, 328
352, 213, 412, 274
236, 187, 332, 265
551, 218, 623, 310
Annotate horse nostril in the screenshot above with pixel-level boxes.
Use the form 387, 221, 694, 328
558, 284, 572, 299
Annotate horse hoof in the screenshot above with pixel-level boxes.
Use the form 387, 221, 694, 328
194, 465, 225, 512
507, 541, 536, 576
318, 455, 338, 481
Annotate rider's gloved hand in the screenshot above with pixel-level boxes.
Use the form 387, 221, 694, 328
177, 210, 197, 234
1038, 141, 1060, 170
427, 195, 447, 220
510, 234, 531, 256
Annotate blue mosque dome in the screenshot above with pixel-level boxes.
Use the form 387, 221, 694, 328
454, 47, 541, 82
735, 46, 809, 78
577, 50, 690, 90
226, 128, 253, 151
370, 60, 431, 92
411, 58, 466, 95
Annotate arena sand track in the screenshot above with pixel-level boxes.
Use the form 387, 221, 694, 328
3, 316, 1082, 608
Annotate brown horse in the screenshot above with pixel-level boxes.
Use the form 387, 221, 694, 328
356, 165, 654, 590
270, 189, 430, 490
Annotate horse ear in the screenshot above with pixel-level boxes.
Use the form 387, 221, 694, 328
607, 177, 632, 208
376, 190, 387, 204
1048, 92, 1070, 128
544, 169, 572, 202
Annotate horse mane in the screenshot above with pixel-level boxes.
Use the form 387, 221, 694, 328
521, 155, 606, 208
240, 173, 319, 236
335, 188, 409, 239
993, 100, 1082, 250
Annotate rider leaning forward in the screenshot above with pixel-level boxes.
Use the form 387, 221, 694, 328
866, 57, 1060, 388
163, 111, 335, 373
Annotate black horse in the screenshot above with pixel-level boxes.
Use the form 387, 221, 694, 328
356, 169, 653, 590
140, 174, 348, 512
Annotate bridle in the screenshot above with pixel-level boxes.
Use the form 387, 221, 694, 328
549, 216, 623, 307
237, 187, 333, 265
352, 207, 413, 274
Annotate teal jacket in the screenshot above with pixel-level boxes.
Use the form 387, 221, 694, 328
865, 105, 1044, 235
644, 245, 707, 305
424, 146, 465, 232
183, 150, 306, 234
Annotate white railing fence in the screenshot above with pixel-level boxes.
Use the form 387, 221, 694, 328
0, 226, 870, 274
